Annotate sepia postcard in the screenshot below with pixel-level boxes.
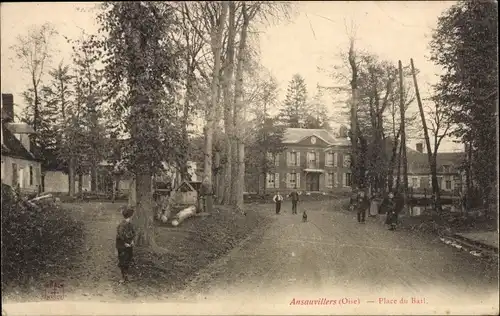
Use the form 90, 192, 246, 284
1, 1, 498, 315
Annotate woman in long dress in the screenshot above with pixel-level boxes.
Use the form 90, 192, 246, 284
369, 192, 379, 217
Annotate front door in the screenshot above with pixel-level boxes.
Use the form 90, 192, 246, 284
306, 173, 320, 191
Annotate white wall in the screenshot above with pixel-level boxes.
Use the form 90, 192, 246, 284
43, 171, 91, 193
1, 156, 41, 193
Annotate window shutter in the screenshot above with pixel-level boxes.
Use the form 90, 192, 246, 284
275, 153, 280, 166
286, 152, 290, 166
339, 154, 343, 167
342, 173, 346, 187
275, 173, 280, 188
266, 173, 270, 188
316, 151, 320, 168
333, 152, 338, 167
333, 172, 338, 187
286, 173, 290, 188
296, 172, 301, 189
297, 152, 300, 166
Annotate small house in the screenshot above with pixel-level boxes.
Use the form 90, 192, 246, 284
1, 93, 42, 193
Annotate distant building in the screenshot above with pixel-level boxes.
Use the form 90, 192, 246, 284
1, 93, 43, 193
264, 126, 351, 193
394, 142, 465, 194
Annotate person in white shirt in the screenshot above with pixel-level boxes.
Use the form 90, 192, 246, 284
273, 192, 284, 214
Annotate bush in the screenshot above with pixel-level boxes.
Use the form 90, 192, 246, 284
1, 183, 85, 289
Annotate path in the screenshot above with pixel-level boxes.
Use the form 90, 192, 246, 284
174, 199, 499, 314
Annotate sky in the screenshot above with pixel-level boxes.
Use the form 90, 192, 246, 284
0, 1, 462, 152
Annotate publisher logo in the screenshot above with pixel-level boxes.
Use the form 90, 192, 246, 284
44, 280, 64, 301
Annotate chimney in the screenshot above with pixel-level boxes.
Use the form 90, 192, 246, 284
2, 94, 14, 122
416, 143, 423, 153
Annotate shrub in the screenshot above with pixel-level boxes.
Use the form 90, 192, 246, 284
1, 183, 85, 289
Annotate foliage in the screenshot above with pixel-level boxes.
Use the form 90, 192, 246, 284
278, 73, 309, 128
246, 116, 286, 177
304, 88, 331, 129
10, 23, 58, 133
1, 183, 84, 288
97, 2, 184, 175
430, 0, 498, 205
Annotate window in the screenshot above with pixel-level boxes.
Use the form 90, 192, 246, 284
289, 152, 298, 166
266, 173, 275, 188
445, 180, 452, 190
308, 152, 317, 168
344, 173, 352, 187
289, 173, 297, 189
333, 152, 338, 167
333, 172, 339, 187
267, 173, 280, 189
327, 173, 334, 188
445, 175, 452, 190
442, 165, 450, 173
343, 154, 351, 168
267, 152, 280, 167
412, 177, 418, 188
29, 166, 34, 186
326, 152, 334, 167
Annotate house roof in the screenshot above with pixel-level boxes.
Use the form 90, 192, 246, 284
1, 124, 41, 162
1, 108, 10, 121
381, 136, 465, 174
283, 128, 349, 146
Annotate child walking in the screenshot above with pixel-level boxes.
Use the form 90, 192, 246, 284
273, 192, 284, 214
116, 206, 136, 283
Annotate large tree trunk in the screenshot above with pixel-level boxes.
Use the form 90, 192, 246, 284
348, 40, 359, 189
214, 150, 222, 203
78, 173, 83, 195
180, 63, 194, 182
204, 2, 228, 212
68, 156, 76, 197
233, 2, 250, 210
398, 61, 409, 204
91, 164, 98, 192
411, 58, 442, 212
221, 1, 237, 206
134, 173, 154, 246
387, 128, 401, 192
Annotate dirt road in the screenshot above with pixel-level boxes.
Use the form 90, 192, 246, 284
175, 199, 499, 314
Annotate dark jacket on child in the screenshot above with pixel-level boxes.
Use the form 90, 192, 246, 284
116, 220, 136, 271
384, 199, 397, 225
116, 220, 136, 250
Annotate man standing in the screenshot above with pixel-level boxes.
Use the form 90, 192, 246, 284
273, 192, 284, 215
356, 190, 369, 223
289, 190, 299, 214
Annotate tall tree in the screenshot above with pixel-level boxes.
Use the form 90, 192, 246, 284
98, 2, 182, 246
279, 74, 308, 128
430, 0, 498, 213
411, 58, 441, 211
232, 1, 254, 209
304, 88, 331, 129
220, 1, 237, 205
11, 23, 57, 133
41, 62, 76, 194
71, 34, 107, 192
